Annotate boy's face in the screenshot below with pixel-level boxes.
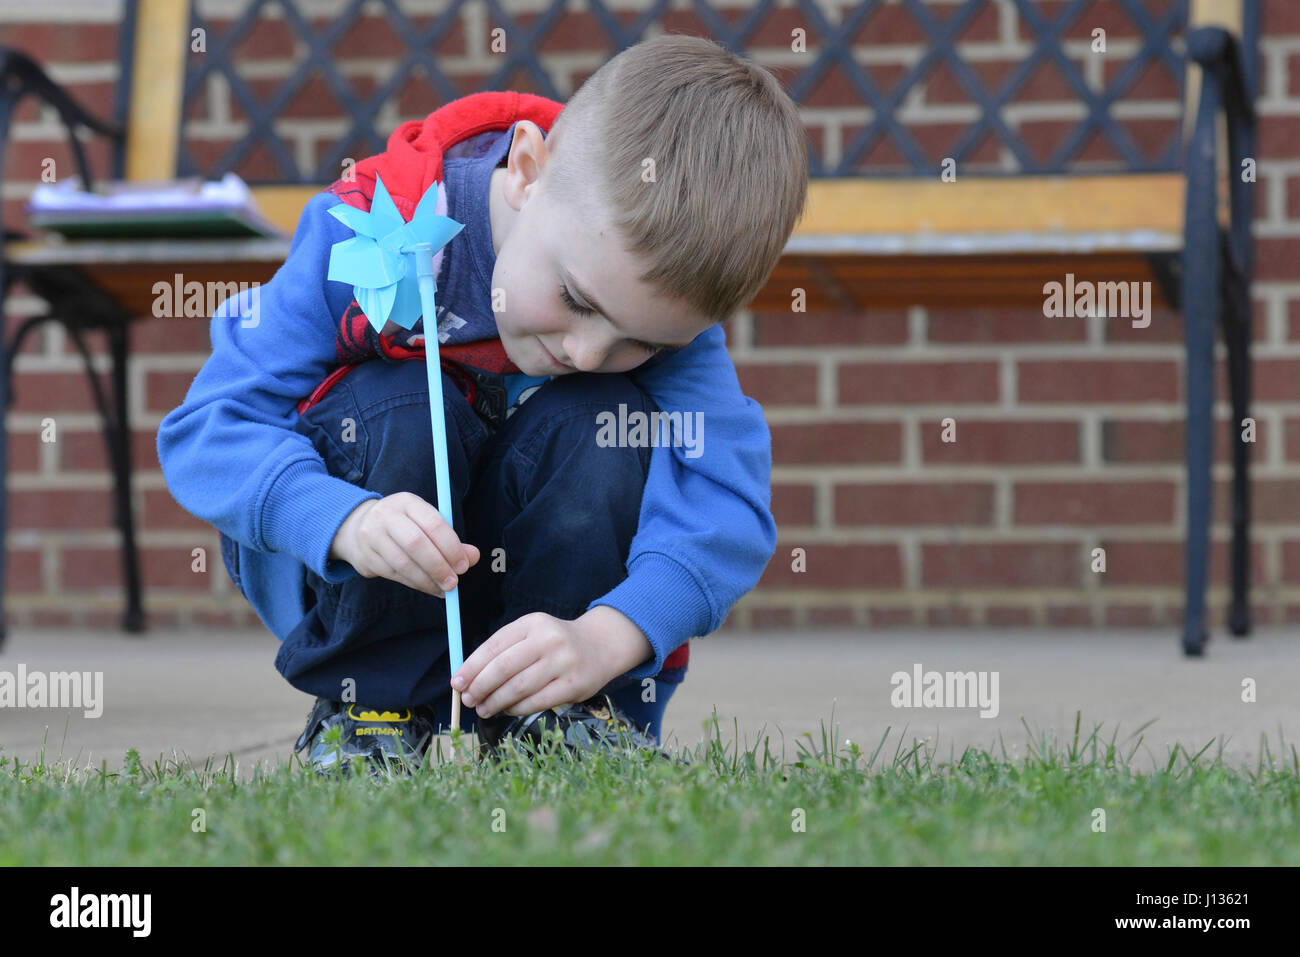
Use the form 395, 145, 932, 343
488, 121, 715, 377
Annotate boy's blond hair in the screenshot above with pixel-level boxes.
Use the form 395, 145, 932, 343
541, 33, 809, 323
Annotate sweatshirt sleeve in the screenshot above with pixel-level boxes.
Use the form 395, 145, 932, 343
156, 191, 383, 583
588, 324, 777, 678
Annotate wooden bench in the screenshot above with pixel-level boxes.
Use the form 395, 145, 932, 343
0, 0, 1259, 656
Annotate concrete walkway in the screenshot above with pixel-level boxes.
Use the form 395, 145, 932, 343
1, 626, 1296, 776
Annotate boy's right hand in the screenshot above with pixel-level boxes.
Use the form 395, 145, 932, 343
329, 492, 480, 597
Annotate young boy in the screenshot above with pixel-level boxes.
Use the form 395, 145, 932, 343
156, 34, 808, 770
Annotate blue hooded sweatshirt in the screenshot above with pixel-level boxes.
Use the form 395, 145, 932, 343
156, 121, 777, 680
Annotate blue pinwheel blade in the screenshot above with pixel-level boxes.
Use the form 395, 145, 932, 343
411, 179, 442, 222
388, 275, 425, 331
326, 203, 379, 238
368, 175, 407, 238
355, 282, 401, 331
328, 238, 405, 288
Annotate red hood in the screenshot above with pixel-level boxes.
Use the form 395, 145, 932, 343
337, 90, 565, 218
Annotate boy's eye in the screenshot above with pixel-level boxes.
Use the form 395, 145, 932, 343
559, 285, 597, 316
560, 285, 663, 356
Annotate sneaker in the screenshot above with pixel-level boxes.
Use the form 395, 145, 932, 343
294, 697, 436, 775
476, 693, 666, 758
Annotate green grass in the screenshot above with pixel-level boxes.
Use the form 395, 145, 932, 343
2, 711, 1297, 865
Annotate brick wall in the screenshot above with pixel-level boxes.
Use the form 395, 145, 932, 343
1, 0, 1297, 633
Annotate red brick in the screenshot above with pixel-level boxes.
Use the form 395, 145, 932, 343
1289, 299, 1300, 342
1265, 0, 1300, 32
1105, 119, 1183, 166
332, 14, 408, 57
746, 8, 816, 52
1285, 175, 1300, 220
1102, 417, 1266, 464
130, 317, 213, 353
9, 488, 113, 529
868, 606, 916, 626
1214, 478, 1300, 523
184, 140, 283, 182
5, 431, 41, 472
191, 609, 241, 628
1251, 358, 1300, 401
1046, 604, 1093, 626
1095, 539, 1266, 586
1017, 360, 1178, 402
806, 63, 907, 108
1259, 117, 1300, 160
1258, 237, 1300, 280
5, 548, 42, 592
735, 362, 818, 406
55, 428, 162, 473
760, 544, 903, 589
751, 607, 795, 629
1016, 1, 1158, 40
1279, 541, 1300, 582
1019, 120, 1122, 167
4, 138, 116, 187
925, 60, 1041, 105
985, 605, 1035, 626
60, 549, 124, 591
31, 609, 76, 628
853, 127, 909, 171
808, 606, 856, 626
7, 80, 117, 131
144, 546, 219, 590
0, 23, 121, 61
1014, 481, 1177, 525
243, 74, 382, 122
1103, 306, 1183, 343
140, 490, 210, 533
771, 422, 901, 464
1104, 58, 1182, 101
145, 370, 201, 415
927, 605, 976, 626
852, 3, 927, 44
920, 542, 1080, 588
839, 360, 998, 405
928, 306, 1087, 343
1285, 418, 1300, 461
835, 482, 994, 525
920, 419, 1079, 464
771, 483, 815, 527
1105, 603, 1156, 627
753, 312, 906, 346
909, 122, 1003, 166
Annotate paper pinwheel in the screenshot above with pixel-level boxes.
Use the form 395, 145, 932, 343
326, 174, 464, 334
326, 176, 470, 737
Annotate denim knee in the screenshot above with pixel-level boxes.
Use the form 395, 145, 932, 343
293, 358, 488, 505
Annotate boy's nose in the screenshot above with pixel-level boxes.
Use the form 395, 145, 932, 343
563, 333, 611, 372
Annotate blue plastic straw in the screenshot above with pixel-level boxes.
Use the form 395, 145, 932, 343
406, 243, 463, 679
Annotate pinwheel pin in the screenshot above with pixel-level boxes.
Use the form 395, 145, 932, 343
327, 175, 470, 739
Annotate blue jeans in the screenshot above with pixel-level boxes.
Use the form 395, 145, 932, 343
253, 358, 685, 741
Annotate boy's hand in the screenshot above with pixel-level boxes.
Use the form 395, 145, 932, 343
451, 607, 653, 718
329, 492, 480, 596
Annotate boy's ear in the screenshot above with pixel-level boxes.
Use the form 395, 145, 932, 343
508, 121, 552, 195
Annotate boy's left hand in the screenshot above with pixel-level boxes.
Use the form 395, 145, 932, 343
451, 607, 653, 718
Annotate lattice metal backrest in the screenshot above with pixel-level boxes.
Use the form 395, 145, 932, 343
177, 0, 1196, 182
